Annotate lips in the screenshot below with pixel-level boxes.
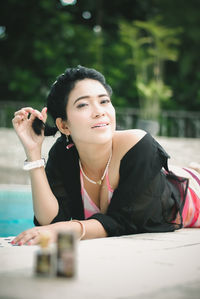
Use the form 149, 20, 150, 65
91, 122, 109, 129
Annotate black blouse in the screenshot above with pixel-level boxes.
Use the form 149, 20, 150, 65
34, 133, 188, 236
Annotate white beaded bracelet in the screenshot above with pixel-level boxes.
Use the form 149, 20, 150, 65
23, 158, 46, 171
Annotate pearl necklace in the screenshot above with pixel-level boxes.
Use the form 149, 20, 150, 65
79, 152, 112, 186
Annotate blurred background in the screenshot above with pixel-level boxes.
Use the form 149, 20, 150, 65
0, 0, 200, 137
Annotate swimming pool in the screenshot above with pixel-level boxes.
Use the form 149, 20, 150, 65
0, 186, 34, 237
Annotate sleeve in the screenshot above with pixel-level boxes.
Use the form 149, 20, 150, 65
89, 134, 175, 236
34, 138, 72, 226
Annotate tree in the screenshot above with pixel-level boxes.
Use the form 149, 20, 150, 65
0, 0, 106, 105
1, 0, 200, 114
120, 17, 181, 120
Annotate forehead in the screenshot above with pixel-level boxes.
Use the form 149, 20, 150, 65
69, 79, 108, 100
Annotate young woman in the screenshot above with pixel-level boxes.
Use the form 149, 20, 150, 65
12, 66, 200, 245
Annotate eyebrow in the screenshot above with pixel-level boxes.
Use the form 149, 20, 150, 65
73, 94, 109, 105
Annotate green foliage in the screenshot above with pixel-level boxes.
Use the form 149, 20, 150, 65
153, 0, 200, 111
0, 0, 200, 115
120, 17, 181, 120
137, 80, 172, 119
0, 0, 106, 104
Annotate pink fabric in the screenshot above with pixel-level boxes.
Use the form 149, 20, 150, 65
80, 169, 113, 218
180, 168, 200, 228
105, 172, 114, 193
182, 187, 200, 227
183, 167, 200, 185
80, 166, 200, 226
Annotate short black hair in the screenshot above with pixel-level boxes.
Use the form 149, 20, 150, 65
44, 65, 112, 136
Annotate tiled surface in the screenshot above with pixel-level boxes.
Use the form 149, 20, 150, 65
0, 236, 15, 247
0, 229, 200, 299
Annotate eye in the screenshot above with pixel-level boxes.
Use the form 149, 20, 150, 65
76, 103, 88, 109
100, 98, 111, 104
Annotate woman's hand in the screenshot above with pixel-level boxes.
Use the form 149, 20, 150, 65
11, 222, 71, 246
12, 107, 47, 159
11, 221, 85, 246
11, 225, 56, 246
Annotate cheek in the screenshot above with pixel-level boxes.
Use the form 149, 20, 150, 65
67, 113, 87, 134
110, 107, 116, 122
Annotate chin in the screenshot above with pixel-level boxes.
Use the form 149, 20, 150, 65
94, 133, 113, 144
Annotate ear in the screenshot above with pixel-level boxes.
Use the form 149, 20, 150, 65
56, 118, 70, 135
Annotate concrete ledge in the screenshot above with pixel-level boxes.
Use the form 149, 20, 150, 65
0, 166, 30, 185
0, 229, 200, 299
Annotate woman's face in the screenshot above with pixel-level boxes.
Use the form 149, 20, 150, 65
65, 79, 116, 146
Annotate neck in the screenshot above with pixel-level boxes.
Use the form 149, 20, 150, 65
77, 142, 113, 179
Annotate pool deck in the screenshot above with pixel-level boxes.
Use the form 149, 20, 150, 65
1, 228, 200, 299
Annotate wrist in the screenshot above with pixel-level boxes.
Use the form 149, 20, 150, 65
25, 150, 42, 162
71, 220, 86, 240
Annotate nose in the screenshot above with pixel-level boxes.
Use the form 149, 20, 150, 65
92, 104, 105, 118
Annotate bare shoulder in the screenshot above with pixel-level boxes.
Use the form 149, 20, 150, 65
113, 129, 147, 157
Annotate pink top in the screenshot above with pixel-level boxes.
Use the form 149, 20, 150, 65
80, 170, 114, 218
181, 168, 200, 227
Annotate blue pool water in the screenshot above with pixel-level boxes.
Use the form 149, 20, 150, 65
0, 188, 34, 237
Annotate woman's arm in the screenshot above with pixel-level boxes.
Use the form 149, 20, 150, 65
12, 107, 59, 225
12, 219, 107, 245
29, 167, 59, 225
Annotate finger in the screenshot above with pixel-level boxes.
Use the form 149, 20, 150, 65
20, 231, 38, 245
41, 107, 48, 123
14, 108, 44, 123
27, 234, 41, 246
11, 232, 26, 245
14, 107, 34, 116
14, 111, 29, 122
12, 228, 39, 246
26, 229, 53, 246
29, 109, 44, 122
11, 232, 27, 245
12, 115, 24, 125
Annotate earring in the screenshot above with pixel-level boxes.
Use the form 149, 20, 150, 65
66, 134, 74, 150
